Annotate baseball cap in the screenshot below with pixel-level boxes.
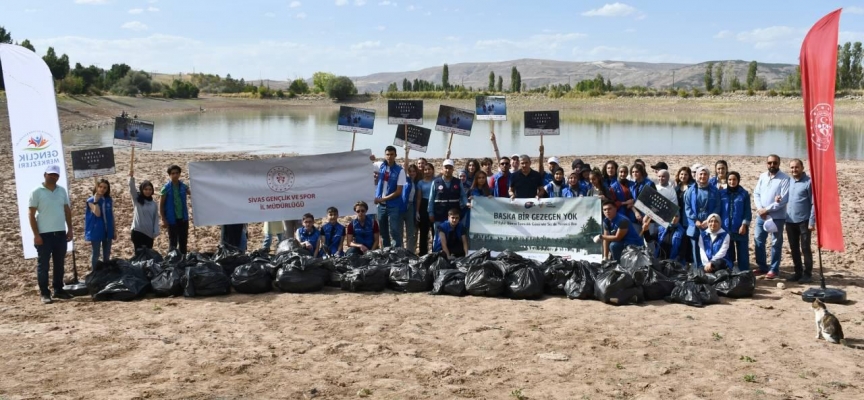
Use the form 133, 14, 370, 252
45, 165, 61, 175
547, 156, 559, 165
691, 163, 704, 172
510, 153, 520, 159
443, 159, 455, 167
764, 217, 778, 233
651, 162, 669, 171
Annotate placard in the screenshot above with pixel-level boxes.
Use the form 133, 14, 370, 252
337, 106, 375, 135
475, 95, 507, 121
387, 100, 423, 124
434, 105, 475, 136
524, 111, 560, 136
71, 147, 116, 179
634, 185, 680, 228
393, 124, 431, 153
113, 117, 155, 149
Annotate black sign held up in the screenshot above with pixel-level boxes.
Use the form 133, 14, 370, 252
634, 185, 680, 227
71, 147, 116, 179
393, 124, 431, 153
434, 105, 475, 136
388, 100, 423, 125
524, 111, 560, 136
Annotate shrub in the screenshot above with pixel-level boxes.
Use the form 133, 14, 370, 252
56, 75, 85, 94
326, 76, 357, 101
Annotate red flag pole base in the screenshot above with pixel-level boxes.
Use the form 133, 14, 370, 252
801, 247, 847, 304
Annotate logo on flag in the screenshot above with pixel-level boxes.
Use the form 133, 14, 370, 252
266, 166, 295, 192
25, 134, 50, 151
809, 103, 833, 152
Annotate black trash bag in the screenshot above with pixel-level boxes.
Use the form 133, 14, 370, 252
93, 274, 151, 301
713, 269, 755, 298
276, 238, 310, 256
594, 267, 643, 305
130, 247, 164, 264
328, 271, 344, 288
248, 249, 272, 261
183, 262, 231, 297
132, 259, 163, 280
464, 260, 506, 297
340, 265, 390, 292
231, 260, 274, 294
388, 263, 434, 293
151, 266, 184, 297
213, 243, 252, 276
183, 252, 213, 265
360, 248, 393, 266
431, 269, 466, 296
275, 261, 331, 293
455, 248, 492, 270
382, 247, 419, 264
498, 252, 538, 275
565, 261, 598, 300
541, 255, 574, 295
505, 265, 545, 300
656, 259, 689, 282
620, 245, 657, 271
165, 249, 184, 265
687, 268, 721, 285
618, 260, 676, 302
85, 259, 150, 301
411, 252, 454, 273
665, 281, 720, 307
332, 252, 370, 272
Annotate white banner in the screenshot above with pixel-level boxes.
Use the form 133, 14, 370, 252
1, 44, 72, 259
469, 197, 603, 262
189, 150, 376, 226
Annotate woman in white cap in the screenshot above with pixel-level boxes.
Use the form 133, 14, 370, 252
544, 156, 560, 185
698, 213, 731, 272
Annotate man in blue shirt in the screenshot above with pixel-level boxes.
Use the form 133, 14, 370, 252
752, 154, 790, 279
428, 159, 467, 238
785, 159, 816, 283
374, 146, 404, 248
601, 200, 644, 262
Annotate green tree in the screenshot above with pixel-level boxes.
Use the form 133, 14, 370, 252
71, 63, 102, 92
162, 79, 199, 98
106, 64, 131, 87
288, 78, 309, 94
0, 26, 12, 90
746, 61, 758, 89
326, 76, 356, 101
42, 47, 70, 81
442, 63, 449, 91
580, 216, 602, 236
403, 78, 411, 91
496, 76, 503, 92
838, 42, 852, 89
387, 82, 398, 92
312, 71, 336, 93
516, 71, 522, 93
850, 42, 863, 89
714, 63, 723, 92
56, 75, 85, 94
19, 39, 35, 52
111, 70, 153, 96
488, 71, 495, 91
779, 66, 801, 92
510, 66, 518, 92
704, 62, 714, 91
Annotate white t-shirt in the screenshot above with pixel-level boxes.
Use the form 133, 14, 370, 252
382, 164, 405, 195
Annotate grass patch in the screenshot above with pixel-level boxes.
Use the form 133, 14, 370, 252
744, 374, 757, 383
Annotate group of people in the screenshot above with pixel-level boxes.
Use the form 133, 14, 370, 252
27, 138, 816, 304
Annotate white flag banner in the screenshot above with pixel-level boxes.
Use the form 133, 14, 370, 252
189, 150, 376, 226
1, 44, 72, 259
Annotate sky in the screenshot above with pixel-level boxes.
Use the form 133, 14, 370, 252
3, 0, 864, 81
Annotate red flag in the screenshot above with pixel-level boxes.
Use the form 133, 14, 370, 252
800, 9, 844, 252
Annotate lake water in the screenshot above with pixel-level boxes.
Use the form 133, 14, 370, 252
65, 108, 864, 160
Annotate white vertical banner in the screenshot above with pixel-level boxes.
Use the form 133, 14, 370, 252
1, 44, 71, 259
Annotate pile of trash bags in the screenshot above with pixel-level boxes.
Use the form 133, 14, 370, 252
80, 242, 754, 307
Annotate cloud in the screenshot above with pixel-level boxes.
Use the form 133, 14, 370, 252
574, 45, 691, 63
351, 40, 381, 50
735, 26, 802, 49
295, 12, 307, 19
713, 30, 732, 39
74, 0, 109, 4
445, 36, 460, 41
476, 33, 587, 52
290, 1, 302, 7
375, 25, 386, 31
840, 31, 864, 42
847, 6, 864, 14
147, 6, 159, 12
264, 12, 276, 18
581, 2, 637, 17
128, 8, 143, 14
121, 21, 149, 31
378, 0, 397, 5
407, 5, 415, 11
354, 0, 367, 5
335, 0, 347, 5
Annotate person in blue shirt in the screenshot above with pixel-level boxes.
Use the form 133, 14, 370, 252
543, 157, 561, 185
629, 164, 656, 224
346, 201, 380, 255
160, 164, 191, 253
602, 160, 619, 190
674, 166, 695, 264
374, 146, 404, 248
684, 166, 722, 269
416, 163, 436, 255
398, 163, 420, 254
542, 168, 567, 198
491, 157, 512, 198
563, 171, 582, 197
610, 165, 635, 221
752, 154, 790, 279
428, 159, 468, 239
320, 207, 346, 257
785, 159, 816, 283
85, 179, 115, 268
29, 165, 74, 304
465, 170, 492, 232
720, 171, 751, 271
578, 165, 593, 194
295, 213, 323, 257
433, 208, 468, 258
709, 160, 729, 190
601, 200, 644, 262
698, 214, 732, 272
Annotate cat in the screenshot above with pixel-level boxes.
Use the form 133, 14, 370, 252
812, 299, 844, 344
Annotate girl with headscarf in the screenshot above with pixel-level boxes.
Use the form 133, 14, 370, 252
698, 213, 731, 272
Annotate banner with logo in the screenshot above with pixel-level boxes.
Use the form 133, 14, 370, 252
1, 44, 72, 259
801, 9, 844, 252
188, 150, 375, 226
71, 147, 116, 179
469, 197, 602, 261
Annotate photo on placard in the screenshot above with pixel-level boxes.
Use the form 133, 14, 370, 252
393, 124, 431, 153
524, 111, 560, 136
113, 117, 155, 149
475, 95, 507, 120
634, 185, 680, 228
336, 106, 375, 135
71, 147, 116, 179
387, 100, 423, 125
434, 105, 475, 136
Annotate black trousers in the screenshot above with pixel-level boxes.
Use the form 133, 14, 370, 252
168, 219, 189, 253
417, 198, 432, 256
131, 230, 155, 251
786, 220, 814, 277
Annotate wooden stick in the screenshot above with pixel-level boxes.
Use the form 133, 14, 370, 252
351, 130, 357, 151
445, 132, 454, 160
490, 123, 500, 162
403, 124, 409, 151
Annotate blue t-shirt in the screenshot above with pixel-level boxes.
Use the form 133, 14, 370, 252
416, 179, 434, 200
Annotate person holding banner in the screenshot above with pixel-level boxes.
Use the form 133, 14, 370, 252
346, 201, 380, 255
543, 157, 561, 185
684, 166, 722, 269
601, 200, 644, 262
374, 146, 405, 248
296, 213, 323, 257
464, 170, 493, 232
509, 155, 544, 199
261, 221, 285, 253
160, 165, 191, 254
433, 208, 468, 259
491, 157, 511, 198
84, 179, 116, 267
585, 170, 614, 202
698, 213, 732, 273
29, 165, 74, 304
416, 164, 436, 255
428, 160, 467, 238
480, 158, 495, 188
542, 168, 567, 198
720, 171, 751, 271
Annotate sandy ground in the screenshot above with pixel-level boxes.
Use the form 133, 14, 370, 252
1, 95, 863, 399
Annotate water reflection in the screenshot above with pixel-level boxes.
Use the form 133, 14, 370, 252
65, 108, 864, 160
